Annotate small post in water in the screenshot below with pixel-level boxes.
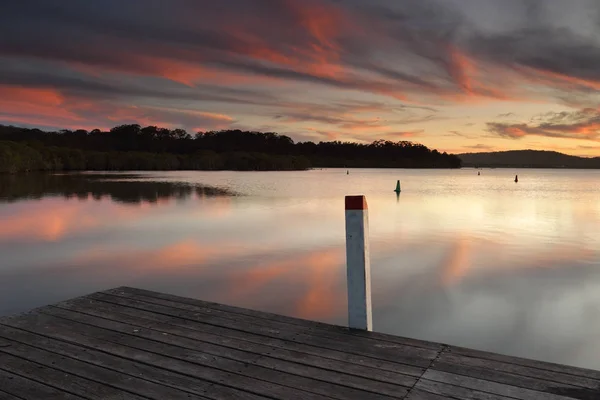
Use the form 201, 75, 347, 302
344, 195, 373, 331
394, 180, 401, 193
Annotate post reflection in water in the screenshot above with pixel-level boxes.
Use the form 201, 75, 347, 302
1, 169, 600, 370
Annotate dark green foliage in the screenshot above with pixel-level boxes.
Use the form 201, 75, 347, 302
0, 124, 461, 173
0, 141, 48, 173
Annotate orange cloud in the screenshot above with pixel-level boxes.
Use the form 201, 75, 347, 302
287, 0, 350, 78
143, 56, 279, 86
0, 85, 64, 106
448, 46, 474, 95
0, 85, 90, 128
105, 105, 234, 130
525, 67, 600, 92
437, 47, 518, 103
290, 0, 345, 53
487, 109, 600, 141
0, 84, 234, 131
67, 49, 264, 87
377, 131, 423, 140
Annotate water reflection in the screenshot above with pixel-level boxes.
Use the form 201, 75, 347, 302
2, 169, 600, 370
0, 173, 234, 243
0, 173, 234, 204
227, 248, 346, 320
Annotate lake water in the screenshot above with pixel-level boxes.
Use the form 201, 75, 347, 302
1, 168, 600, 370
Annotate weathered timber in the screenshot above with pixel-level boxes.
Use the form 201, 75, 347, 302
0, 286, 597, 400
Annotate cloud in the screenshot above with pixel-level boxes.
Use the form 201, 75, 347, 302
497, 112, 516, 118
464, 144, 494, 150
2, 0, 597, 105
0, 85, 235, 131
447, 130, 473, 139
275, 112, 390, 132
1, 0, 600, 140
487, 108, 600, 141
267, 98, 440, 137
378, 130, 424, 140
468, 26, 600, 91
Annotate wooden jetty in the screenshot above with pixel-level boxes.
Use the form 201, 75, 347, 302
0, 286, 599, 400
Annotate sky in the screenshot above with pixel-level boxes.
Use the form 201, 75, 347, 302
1, 0, 600, 155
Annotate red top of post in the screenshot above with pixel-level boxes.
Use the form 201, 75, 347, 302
345, 195, 368, 210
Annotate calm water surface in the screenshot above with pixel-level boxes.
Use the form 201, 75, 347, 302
1, 169, 600, 369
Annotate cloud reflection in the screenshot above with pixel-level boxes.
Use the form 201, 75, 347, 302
227, 248, 345, 320
440, 235, 472, 285
0, 173, 234, 242
0, 200, 100, 242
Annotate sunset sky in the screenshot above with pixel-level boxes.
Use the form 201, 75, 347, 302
1, 0, 600, 155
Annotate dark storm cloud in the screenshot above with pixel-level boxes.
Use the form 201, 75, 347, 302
467, 26, 600, 85
353, 0, 600, 98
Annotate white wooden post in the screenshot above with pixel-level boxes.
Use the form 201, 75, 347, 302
345, 195, 373, 331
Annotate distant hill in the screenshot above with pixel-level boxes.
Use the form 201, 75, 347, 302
458, 150, 600, 168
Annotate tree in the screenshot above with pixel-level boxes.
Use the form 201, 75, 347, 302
0, 123, 462, 172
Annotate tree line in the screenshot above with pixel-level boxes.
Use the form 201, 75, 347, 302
0, 124, 461, 173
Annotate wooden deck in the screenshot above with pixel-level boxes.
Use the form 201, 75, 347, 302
0, 287, 598, 399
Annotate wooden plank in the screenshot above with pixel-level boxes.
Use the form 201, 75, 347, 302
75, 294, 419, 387
0, 336, 210, 400
2, 287, 599, 400
403, 389, 452, 400
404, 387, 459, 400
414, 379, 525, 400
111, 287, 443, 350
0, 367, 84, 400
2, 312, 325, 400
42, 306, 403, 400
547, 387, 600, 400
0, 324, 273, 400
431, 360, 598, 398
0, 324, 267, 400
7, 310, 396, 400
0, 351, 147, 400
450, 345, 600, 381
423, 369, 577, 400
0, 390, 23, 400
96, 290, 439, 367
439, 352, 600, 391
0, 391, 22, 400
87, 292, 425, 376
